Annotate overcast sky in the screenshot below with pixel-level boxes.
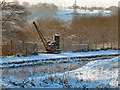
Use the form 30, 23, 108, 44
2, 0, 120, 7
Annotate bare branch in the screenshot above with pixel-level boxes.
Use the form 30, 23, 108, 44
2, 9, 15, 27
0, 0, 6, 9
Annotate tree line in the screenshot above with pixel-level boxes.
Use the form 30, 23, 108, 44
1, 0, 118, 56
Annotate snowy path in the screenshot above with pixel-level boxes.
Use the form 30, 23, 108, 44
0, 50, 119, 68
1, 50, 119, 64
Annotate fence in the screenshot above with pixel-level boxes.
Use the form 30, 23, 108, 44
2, 41, 38, 57
1, 40, 118, 56
61, 44, 89, 52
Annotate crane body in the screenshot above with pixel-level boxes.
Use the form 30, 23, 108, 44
33, 21, 61, 54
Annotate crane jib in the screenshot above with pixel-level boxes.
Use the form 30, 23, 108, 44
33, 21, 61, 54
33, 21, 48, 50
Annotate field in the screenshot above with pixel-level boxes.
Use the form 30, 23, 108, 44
1, 1, 119, 89
0, 50, 119, 88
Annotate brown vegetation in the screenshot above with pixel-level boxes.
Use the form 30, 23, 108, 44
26, 15, 118, 51
1, 0, 118, 56
71, 15, 118, 49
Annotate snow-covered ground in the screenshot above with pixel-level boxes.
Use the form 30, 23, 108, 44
1, 50, 119, 64
1, 56, 119, 88
63, 56, 119, 88
29, 56, 119, 88
55, 9, 111, 21
28, 9, 111, 22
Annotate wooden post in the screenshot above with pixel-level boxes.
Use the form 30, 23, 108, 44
103, 42, 105, 49
87, 41, 89, 50
6, 42, 8, 56
111, 43, 113, 49
11, 40, 13, 55
25, 45, 27, 57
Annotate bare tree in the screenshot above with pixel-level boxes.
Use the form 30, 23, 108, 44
2, 0, 28, 29
2, 0, 30, 44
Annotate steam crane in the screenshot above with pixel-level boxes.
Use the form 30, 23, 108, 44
33, 21, 61, 54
